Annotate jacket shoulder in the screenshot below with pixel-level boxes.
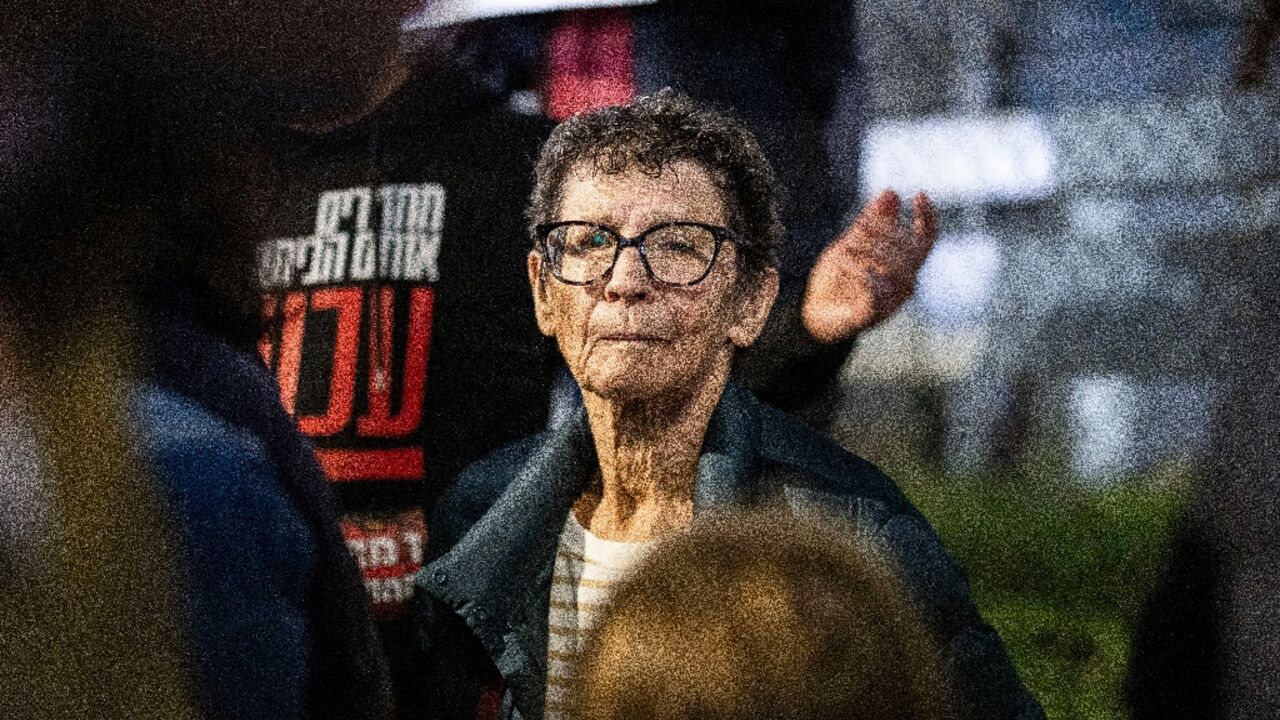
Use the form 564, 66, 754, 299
753, 401, 1045, 719
754, 401, 916, 517
428, 432, 546, 560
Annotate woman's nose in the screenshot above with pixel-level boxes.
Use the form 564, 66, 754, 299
603, 247, 653, 301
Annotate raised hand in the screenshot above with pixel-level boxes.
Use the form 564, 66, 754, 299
801, 189, 938, 344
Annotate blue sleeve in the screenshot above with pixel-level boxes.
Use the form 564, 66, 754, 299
136, 387, 317, 720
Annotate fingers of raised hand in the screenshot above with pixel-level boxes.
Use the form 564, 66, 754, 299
910, 191, 939, 262
844, 189, 902, 250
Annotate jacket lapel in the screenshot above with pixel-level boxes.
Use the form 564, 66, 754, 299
425, 409, 596, 720
693, 382, 764, 512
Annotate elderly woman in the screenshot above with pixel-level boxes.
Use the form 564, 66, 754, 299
415, 91, 1043, 720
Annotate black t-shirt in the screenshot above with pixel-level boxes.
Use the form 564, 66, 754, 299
255, 67, 560, 717
255, 64, 555, 615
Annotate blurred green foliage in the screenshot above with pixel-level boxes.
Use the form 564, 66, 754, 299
896, 465, 1193, 720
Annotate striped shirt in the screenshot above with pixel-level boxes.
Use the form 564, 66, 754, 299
544, 512, 653, 720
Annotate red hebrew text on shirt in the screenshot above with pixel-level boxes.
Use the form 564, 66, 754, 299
340, 509, 427, 619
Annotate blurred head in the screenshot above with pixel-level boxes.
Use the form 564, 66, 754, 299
1, 0, 421, 350
526, 91, 781, 404
118, 0, 419, 121
577, 511, 956, 720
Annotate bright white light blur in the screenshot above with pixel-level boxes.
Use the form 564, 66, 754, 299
916, 234, 1002, 328
861, 114, 1057, 204
1069, 374, 1138, 485
405, 0, 657, 29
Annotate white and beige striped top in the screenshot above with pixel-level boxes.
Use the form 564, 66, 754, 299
544, 512, 654, 720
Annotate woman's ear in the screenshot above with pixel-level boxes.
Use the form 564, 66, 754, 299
728, 267, 779, 348
528, 251, 558, 337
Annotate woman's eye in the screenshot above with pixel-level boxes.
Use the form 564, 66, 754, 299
652, 237, 697, 255
588, 232, 610, 248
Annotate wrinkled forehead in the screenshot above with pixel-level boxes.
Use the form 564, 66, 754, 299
555, 159, 730, 228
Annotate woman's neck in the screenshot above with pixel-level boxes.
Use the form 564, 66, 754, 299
575, 370, 729, 541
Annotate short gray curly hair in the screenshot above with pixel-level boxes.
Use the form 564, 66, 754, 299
527, 89, 782, 282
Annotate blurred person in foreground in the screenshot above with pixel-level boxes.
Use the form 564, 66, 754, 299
1126, 3, 1280, 717
0, 0, 420, 716
414, 90, 1042, 720
577, 511, 955, 720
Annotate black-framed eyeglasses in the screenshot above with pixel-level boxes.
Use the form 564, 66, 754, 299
535, 221, 738, 286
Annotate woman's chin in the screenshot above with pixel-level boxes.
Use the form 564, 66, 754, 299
579, 366, 671, 404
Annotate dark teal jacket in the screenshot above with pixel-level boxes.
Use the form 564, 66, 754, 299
414, 383, 1043, 720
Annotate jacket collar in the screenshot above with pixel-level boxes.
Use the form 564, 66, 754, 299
425, 382, 764, 719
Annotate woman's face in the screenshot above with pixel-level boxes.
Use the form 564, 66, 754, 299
529, 160, 777, 404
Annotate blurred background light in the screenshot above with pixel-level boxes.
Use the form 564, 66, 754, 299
916, 233, 1003, 329
860, 114, 1057, 205
406, 0, 656, 30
